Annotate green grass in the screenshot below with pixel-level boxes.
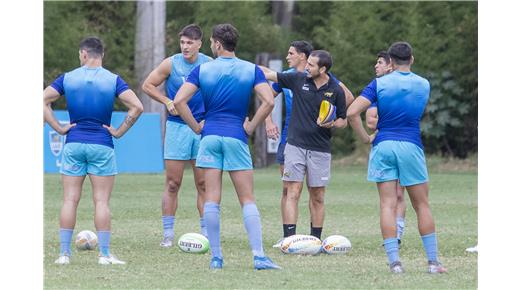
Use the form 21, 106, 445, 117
44, 163, 477, 289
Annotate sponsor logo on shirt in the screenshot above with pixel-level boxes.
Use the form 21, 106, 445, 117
302, 84, 309, 91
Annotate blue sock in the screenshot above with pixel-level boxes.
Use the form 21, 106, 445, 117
383, 238, 400, 265
242, 203, 265, 257
200, 217, 207, 237
162, 216, 175, 240
204, 202, 222, 258
98, 231, 111, 257
396, 217, 405, 240
59, 228, 73, 256
421, 232, 438, 262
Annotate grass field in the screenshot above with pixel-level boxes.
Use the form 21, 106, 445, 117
44, 160, 477, 289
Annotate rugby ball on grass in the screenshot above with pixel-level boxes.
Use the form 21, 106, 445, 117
322, 235, 352, 254
75, 230, 98, 251
280, 234, 322, 255
177, 233, 209, 254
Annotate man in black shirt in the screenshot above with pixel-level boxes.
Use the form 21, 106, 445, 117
261, 50, 347, 239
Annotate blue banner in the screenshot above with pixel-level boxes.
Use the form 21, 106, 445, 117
44, 111, 164, 173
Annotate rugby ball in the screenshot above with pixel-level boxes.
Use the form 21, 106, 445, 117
322, 235, 352, 255
318, 100, 336, 124
75, 230, 98, 251
280, 234, 322, 255
177, 233, 209, 254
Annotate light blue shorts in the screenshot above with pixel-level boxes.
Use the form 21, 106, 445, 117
368, 140, 428, 186
60, 143, 117, 176
196, 135, 253, 171
164, 121, 201, 160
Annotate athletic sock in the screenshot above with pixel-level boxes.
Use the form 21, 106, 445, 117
200, 217, 207, 237
204, 202, 222, 258
284, 224, 296, 237
242, 203, 265, 257
162, 216, 175, 240
98, 231, 111, 257
310, 226, 323, 240
383, 238, 400, 265
396, 216, 405, 240
59, 228, 73, 256
421, 232, 439, 262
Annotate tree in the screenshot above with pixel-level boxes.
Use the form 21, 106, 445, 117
135, 1, 167, 136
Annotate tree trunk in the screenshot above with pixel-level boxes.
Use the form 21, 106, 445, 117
254, 53, 271, 168
135, 0, 167, 137
272, 0, 295, 29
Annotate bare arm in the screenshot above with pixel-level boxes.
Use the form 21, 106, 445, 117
43, 86, 76, 134
339, 82, 355, 108
142, 58, 177, 114
103, 89, 144, 138
346, 96, 373, 144
259, 65, 278, 83
244, 82, 275, 135
366, 107, 379, 131
265, 113, 280, 140
173, 82, 201, 133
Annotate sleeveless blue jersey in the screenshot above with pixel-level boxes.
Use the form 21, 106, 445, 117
360, 70, 430, 149
51, 66, 129, 148
186, 56, 267, 143
166, 53, 211, 123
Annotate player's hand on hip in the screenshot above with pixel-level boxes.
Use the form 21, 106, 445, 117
166, 100, 178, 116
243, 117, 253, 136
103, 124, 121, 138
368, 130, 378, 144
195, 120, 204, 135
266, 122, 279, 140
58, 123, 76, 135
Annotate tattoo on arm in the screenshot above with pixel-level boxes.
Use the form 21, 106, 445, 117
124, 115, 136, 127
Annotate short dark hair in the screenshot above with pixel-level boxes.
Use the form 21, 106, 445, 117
290, 40, 313, 59
212, 24, 239, 52
79, 36, 104, 58
310, 50, 333, 72
377, 50, 390, 64
388, 41, 412, 65
178, 24, 203, 40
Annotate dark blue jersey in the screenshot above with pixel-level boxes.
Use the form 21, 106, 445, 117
51, 66, 129, 148
360, 70, 430, 149
186, 56, 267, 143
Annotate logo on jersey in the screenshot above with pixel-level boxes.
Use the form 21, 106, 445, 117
324, 92, 333, 98
302, 84, 309, 91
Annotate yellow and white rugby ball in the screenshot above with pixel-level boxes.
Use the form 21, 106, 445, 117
318, 100, 336, 125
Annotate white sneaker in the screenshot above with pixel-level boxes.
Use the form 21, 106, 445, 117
98, 254, 126, 265
54, 255, 70, 265
465, 245, 478, 253
272, 238, 284, 248
160, 237, 174, 248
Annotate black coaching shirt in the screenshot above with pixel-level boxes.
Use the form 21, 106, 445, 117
277, 72, 346, 153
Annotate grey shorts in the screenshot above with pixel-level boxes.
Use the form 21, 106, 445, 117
282, 143, 331, 187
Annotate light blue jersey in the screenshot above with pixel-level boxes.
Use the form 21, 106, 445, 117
360, 71, 430, 149
166, 53, 211, 123
51, 66, 129, 148
186, 56, 267, 144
